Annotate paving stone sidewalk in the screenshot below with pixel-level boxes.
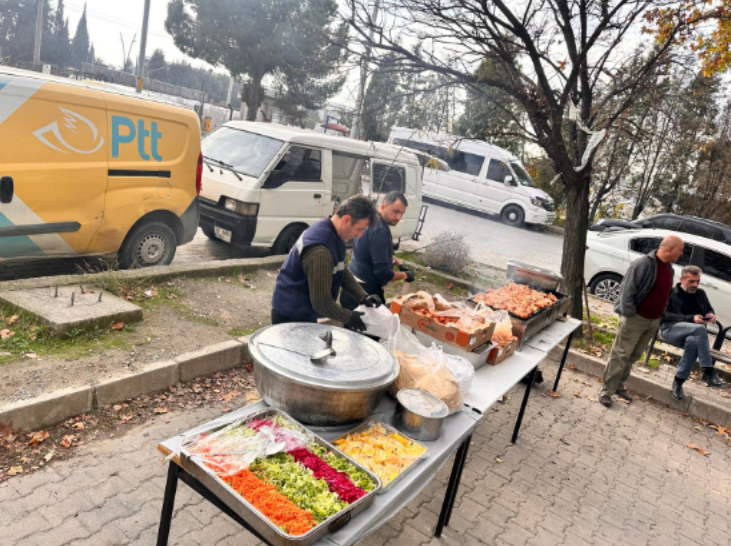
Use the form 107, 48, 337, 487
1, 360, 729, 546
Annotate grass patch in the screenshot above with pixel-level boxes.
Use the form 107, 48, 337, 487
592, 330, 616, 346
228, 326, 258, 337
0, 304, 135, 363
395, 251, 425, 267
646, 355, 661, 370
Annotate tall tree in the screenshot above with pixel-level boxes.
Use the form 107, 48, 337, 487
346, 0, 690, 319
50, 0, 71, 67
0, 0, 45, 63
71, 2, 89, 69
457, 55, 524, 157
166, 0, 346, 121
147, 48, 166, 76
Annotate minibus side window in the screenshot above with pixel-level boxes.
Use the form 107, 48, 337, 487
264, 146, 322, 188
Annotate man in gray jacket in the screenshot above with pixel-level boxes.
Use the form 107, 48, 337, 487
599, 235, 684, 407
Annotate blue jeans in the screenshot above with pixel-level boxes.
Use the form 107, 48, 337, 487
660, 322, 713, 380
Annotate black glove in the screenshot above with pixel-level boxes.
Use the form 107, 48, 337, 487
398, 264, 410, 272
362, 294, 383, 308
344, 311, 367, 332
403, 270, 415, 283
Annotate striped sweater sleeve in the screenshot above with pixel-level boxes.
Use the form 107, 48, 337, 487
301, 245, 353, 323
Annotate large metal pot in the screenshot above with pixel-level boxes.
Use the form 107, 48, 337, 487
248, 323, 400, 426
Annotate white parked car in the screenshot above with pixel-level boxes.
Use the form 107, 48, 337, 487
388, 127, 555, 227
585, 228, 731, 327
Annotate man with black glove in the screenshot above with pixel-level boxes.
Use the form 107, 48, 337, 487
341, 191, 412, 311
271, 195, 383, 331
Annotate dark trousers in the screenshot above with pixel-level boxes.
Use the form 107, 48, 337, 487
270, 309, 317, 325
340, 281, 385, 311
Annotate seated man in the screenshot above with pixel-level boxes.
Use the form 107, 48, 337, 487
661, 265, 726, 401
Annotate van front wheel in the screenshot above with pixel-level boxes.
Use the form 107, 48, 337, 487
272, 224, 306, 255
119, 222, 177, 269
501, 205, 525, 227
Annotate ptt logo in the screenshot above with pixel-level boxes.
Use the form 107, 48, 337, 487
34, 107, 105, 154
112, 116, 163, 161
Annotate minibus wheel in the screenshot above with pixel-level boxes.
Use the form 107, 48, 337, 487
119, 222, 177, 269
501, 205, 525, 227
272, 224, 306, 255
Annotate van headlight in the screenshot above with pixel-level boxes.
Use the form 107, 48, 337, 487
531, 197, 554, 211
223, 198, 259, 216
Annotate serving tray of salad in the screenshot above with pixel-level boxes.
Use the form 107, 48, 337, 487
179, 408, 381, 546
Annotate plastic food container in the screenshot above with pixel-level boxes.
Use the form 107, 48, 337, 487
394, 389, 449, 441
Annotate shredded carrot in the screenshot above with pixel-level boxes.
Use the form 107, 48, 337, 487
222, 468, 316, 536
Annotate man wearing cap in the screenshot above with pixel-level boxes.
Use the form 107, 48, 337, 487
271, 195, 383, 331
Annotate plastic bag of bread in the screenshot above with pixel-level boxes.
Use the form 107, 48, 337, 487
393, 291, 436, 313
387, 326, 463, 413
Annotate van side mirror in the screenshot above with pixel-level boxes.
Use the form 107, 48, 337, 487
504, 175, 514, 187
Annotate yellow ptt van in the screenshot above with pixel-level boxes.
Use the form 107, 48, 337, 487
0, 68, 201, 268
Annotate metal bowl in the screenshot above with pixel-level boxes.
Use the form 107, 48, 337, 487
394, 389, 449, 441
507, 260, 563, 292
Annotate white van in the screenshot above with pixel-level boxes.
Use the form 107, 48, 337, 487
389, 127, 555, 227
199, 122, 422, 253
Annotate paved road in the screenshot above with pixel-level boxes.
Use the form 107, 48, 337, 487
0, 203, 563, 282
1, 360, 728, 546
405, 200, 564, 272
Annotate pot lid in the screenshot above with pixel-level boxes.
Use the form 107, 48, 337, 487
249, 323, 399, 390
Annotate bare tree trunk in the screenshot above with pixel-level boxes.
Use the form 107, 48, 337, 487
561, 170, 591, 320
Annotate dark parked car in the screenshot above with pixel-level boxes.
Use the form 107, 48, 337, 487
590, 214, 731, 245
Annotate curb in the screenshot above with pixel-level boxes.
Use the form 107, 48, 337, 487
0, 335, 252, 432
545, 225, 564, 236
547, 347, 731, 428
0, 255, 286, 292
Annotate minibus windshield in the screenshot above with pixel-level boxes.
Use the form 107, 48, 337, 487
202, 128, 284, 179
510, 161, 536, 187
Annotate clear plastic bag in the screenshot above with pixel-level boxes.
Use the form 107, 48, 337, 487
387, 325, 463, 413
355, 304, 400, 340
474, 304, 513, 346
444, 353, 474, 396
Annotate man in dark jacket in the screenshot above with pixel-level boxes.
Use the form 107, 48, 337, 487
340, 191, 415, 310
661, 265, 726, 400
271, 195, 383, 331
599, 235, 684, 407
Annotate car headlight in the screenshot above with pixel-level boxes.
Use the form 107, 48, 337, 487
223, 198, 259, 216
531, 197, 542, 207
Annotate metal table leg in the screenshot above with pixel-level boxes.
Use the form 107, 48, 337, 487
156, 463, 179, 546
552, 331, 575, 392
435, 435, 471, 538
511, 366, 537, 444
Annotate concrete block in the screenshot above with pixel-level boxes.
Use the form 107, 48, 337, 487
95, 360, 179, 406
0, 286, 142, 336
0, 385, 93, 431
688, 396, 731, 428
176, 340, 244, 382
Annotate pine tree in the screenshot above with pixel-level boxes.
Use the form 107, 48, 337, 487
71, 2, 89, 69
50, 0, 71, 67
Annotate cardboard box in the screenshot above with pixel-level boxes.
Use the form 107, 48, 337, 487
487, 338, 518, 365
391, 301, 495, 352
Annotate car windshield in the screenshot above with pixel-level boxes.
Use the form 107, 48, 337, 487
202, 128, 284, 179
509, 162, 536, 187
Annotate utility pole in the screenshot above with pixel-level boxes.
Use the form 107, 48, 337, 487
350, 0, 381, 140
226, 76, 234, 106
136, 0, 152, 93
33, 0, 44, 65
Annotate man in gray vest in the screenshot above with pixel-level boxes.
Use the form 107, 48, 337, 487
271, 195, 383, 331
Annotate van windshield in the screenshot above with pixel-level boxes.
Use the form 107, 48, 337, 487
202, 128, 284, 179
509, 162, 536, 187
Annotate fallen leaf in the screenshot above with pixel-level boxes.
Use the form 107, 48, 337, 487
0, 329, 15, 339
27, 430, 49, 446
72, 423, 85, 431
221, 407, 231, 413
617, 398, 630, 404
43, 451, 55, 462
155, 406, 168, 414
8, 466, 23, 476
445, 282, 454, 290
546, 391, 561, 398
266, 272, 275, 278
167, 294, 178, 300
60, 435, 75, 448
24, 353, 37, 359
568, 364, 577, 370
225, 278, 232, 283
112, 404, 123, 412
110, 321, 124, 331
7, 315, 18, 325
496, 457, 503, 463
687, 443, 710, 456
573, 392, 582, 398
219, 311, 232, 321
